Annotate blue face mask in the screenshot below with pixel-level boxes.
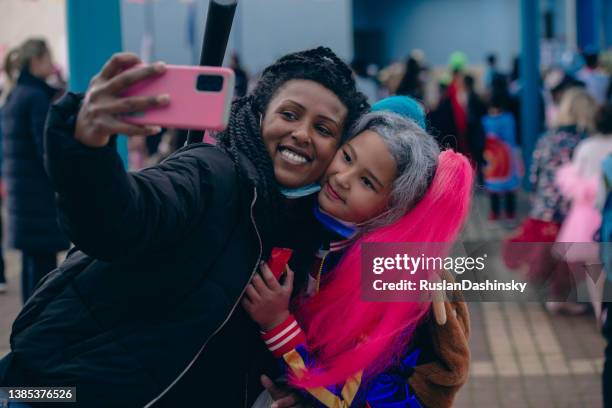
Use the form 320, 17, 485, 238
280, 183, 322, 199
313, 204, 357, 239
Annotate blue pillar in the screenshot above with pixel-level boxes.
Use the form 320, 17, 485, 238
576, 0, 602, 50
66, 0, 128, 167
603, 0, 612, 47
520, 0, 541, 190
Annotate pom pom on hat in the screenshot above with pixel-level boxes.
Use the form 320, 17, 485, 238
448, 51, 468, 72
371, 95, 426, 130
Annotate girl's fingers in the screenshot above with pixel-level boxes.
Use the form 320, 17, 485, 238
102, 62, 166, 95
100, 94, 170, 115
99, 53, 142, 80
261, 375, 284, 400
241, 297, 252, 310
250, 273, 269, 294
282, 265, 294, 291
271, 395, 300, 408
245, 284, 261, 302
260, 262, 281, 290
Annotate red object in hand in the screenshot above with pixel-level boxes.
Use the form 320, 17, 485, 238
267, 248, 293, 280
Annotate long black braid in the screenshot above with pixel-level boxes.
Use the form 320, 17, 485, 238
217, 47, 369, 220
218, 95, 280, 210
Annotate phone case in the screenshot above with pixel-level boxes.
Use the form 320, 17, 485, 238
122, 65, 235, 131
267, 248, 294, 280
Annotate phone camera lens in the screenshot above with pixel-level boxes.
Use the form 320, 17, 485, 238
196, 75, 224, 92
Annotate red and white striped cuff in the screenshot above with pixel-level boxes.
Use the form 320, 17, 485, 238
260, 314, 306, 358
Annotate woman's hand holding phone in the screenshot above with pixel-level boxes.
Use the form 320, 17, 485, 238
75, 53, 170, 148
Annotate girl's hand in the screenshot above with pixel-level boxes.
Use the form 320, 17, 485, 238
242, 262, 294, 331
261, 375, 308, 408
75, 53, 170, 147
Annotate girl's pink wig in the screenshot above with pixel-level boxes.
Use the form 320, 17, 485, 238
293, 150, 473, 388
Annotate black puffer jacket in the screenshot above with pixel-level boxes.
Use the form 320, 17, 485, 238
0, 92, 320, 407
1, 70, 69, 253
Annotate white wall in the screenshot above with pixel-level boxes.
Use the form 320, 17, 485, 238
0, 0, 68, 74
384, 0, 521, 70
121, 0, 353, 74
237, 0, 353, 73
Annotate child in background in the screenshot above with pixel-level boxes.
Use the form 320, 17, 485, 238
555, 104, 612, 262
244, 108, 473, 407
503, 88, 597, 314
482, 94, 521, 220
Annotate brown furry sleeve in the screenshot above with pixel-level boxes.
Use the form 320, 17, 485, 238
408, 300, 471, 408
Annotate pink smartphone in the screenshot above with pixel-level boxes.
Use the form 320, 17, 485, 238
122, 65, 235, 131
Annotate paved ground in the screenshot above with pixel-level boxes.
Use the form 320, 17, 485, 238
454, 190, 605, 407
0, 190, 607, 407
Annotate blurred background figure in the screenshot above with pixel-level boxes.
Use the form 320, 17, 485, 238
229, 52, 249, 99
427, 51, 473, 158
446, 52, 471, 158
396, 54, 425, 100
1, 38, 70, 303
145, 128, 186, 166
504, 88, 597, 314
554, 103, 612, 320
484, 53, 505, 96
482, 93, 521, 221
463, 74, 487, 172
377, 60, 404, 97
507, 56, 524, 144
427, 73, 454, 148
576, 48, 610, 105
544, 69, 584, 130
351, 58, 379, 104
557, 103, 612, 234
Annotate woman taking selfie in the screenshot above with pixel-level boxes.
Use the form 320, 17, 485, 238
0, 47, 367, 407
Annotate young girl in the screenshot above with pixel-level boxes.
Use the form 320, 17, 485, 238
482, 94, 522, 220
556, 103, 612, 246
243, 110, 473, 407
555, 103, 612, 320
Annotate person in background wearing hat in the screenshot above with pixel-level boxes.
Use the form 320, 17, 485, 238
577, 48, 610, 105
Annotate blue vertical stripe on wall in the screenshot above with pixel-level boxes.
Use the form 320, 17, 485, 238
604, 0, 612, 47
66, 0, 128, 167
521, 0, 541, 190
576, 0, 598, 50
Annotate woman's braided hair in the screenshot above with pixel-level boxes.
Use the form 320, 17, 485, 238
217, 47, 369, 215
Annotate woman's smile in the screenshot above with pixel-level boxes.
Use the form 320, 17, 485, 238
277, 144, 312, 166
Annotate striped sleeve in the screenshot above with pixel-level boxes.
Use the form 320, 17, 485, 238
260, 314, 307, 358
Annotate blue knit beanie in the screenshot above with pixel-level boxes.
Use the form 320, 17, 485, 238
371, 95, 426, 130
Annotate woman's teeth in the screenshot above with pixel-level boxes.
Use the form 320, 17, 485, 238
280, 148, 308, 164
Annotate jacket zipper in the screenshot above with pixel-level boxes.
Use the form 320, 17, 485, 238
144, 187, 263, 407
